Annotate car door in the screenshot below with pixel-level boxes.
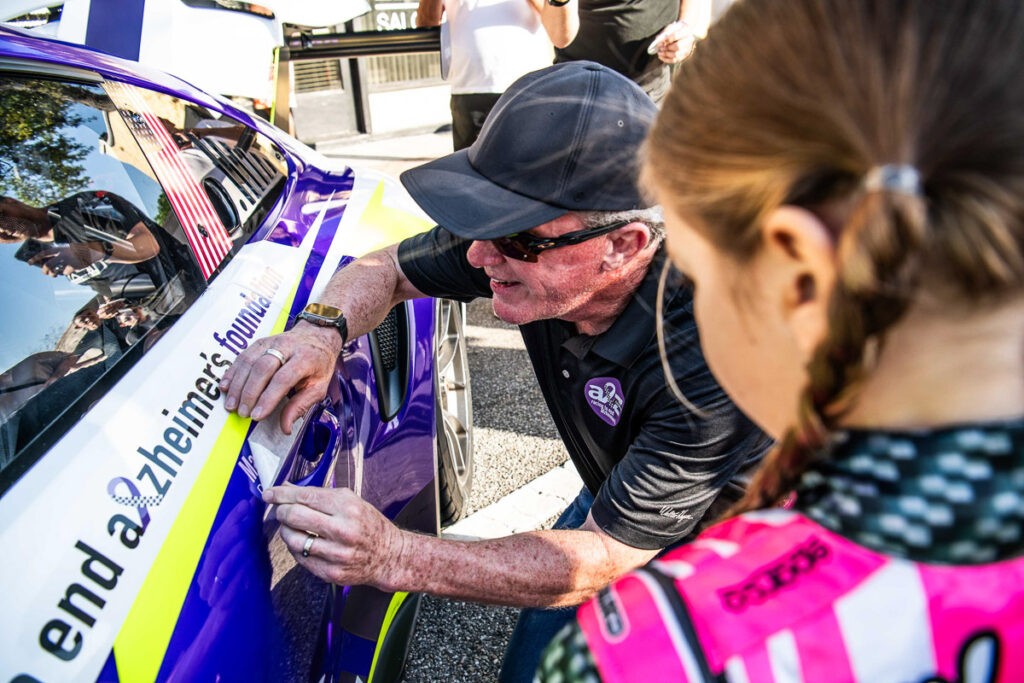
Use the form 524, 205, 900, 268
0, 59, 309, 682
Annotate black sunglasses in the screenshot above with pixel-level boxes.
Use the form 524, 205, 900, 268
491, 219, 632, 263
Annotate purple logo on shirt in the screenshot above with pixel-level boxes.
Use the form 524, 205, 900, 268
585, 377, 624, 426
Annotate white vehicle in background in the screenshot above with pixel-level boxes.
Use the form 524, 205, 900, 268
2, 0, 370, 112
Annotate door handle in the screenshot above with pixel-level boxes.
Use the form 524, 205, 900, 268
290, 405, 340, 488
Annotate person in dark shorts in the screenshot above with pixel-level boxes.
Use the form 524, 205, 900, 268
220, 62, 771, 681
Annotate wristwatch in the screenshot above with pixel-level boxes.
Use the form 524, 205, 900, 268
296, 303, 348, 342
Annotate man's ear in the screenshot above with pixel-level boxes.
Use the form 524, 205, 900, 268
601, 222, 651, 271
757, 206, 837, 357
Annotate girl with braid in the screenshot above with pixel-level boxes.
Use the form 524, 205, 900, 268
536, 0, 1024, 680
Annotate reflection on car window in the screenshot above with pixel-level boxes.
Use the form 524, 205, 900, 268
103, 81, 287, 253
0, 75, 205, 475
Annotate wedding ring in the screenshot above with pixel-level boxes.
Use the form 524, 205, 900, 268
302, 531, 317, 558
263, 348, 286, 366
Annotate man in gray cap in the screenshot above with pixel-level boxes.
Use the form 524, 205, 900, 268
221, 62, 770, 680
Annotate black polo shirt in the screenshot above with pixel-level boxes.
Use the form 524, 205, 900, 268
398, 227, 772, 549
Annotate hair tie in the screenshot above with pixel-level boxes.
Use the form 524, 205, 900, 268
863, 164, 923, 197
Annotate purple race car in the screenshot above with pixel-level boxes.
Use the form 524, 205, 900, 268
0, 25, 473, 682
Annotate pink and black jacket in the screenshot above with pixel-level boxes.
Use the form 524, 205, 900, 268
570, 509, 1024, 682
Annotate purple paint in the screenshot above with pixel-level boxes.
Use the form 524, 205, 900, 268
85, 0, 144, 61
585, 377, 624, 426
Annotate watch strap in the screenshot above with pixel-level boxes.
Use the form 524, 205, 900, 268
297, 308, 348, 343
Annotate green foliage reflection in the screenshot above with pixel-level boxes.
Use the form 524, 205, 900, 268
0, 79, 103, 205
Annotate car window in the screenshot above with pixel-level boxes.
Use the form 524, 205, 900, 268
0, 74, 212, 482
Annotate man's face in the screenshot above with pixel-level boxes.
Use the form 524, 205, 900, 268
466, 214, 613, 326
74, 310, 101, 331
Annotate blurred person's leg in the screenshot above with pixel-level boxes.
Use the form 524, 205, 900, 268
450, 93, 502, 150
498, 487, 594, 683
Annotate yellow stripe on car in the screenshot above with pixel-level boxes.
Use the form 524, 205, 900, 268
111, 413, 251, 682
367, 591, 409, 683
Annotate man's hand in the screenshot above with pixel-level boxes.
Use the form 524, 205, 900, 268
266, 484, 404, 588
219, 245, 417, 432
219, 322, 343, 433
652, 21, 696, 64
29, 243, 102, 276
98, 299, 127, 319
264, 486, 662, 607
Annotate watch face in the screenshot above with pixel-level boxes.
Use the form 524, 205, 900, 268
304, 303, 344, 320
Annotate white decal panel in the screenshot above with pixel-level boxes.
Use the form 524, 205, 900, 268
0, 235, 315, 682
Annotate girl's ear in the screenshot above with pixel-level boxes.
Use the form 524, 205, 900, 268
756, 206, 838, 358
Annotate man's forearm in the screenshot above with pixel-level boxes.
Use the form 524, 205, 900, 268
219, 244, 424, 429
416, 0, 444, 27
381, 527, 632, 608
539, 0, 579, 49
315, 245, 417, 341
115, 221, 161, 263
267, 483, 659, 606
679, 0, 711, 36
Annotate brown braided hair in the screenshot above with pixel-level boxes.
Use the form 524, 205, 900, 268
644, 0, 1024, 514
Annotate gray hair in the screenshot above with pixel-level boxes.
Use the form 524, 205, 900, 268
573, 207, 666, 245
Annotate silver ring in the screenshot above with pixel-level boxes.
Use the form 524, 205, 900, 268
263, 348, 286, 366
302, 532, 316, 558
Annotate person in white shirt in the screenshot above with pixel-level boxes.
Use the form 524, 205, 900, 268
416, 0, 577, 149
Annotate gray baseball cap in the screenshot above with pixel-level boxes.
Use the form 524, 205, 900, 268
400, 61, 658, 240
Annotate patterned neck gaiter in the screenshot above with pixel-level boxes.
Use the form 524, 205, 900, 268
795, 419, 1024, 564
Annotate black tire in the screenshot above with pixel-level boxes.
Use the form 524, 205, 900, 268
434, 299, 474, 526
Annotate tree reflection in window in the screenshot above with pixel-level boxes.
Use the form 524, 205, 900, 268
0, 79, 103, 204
